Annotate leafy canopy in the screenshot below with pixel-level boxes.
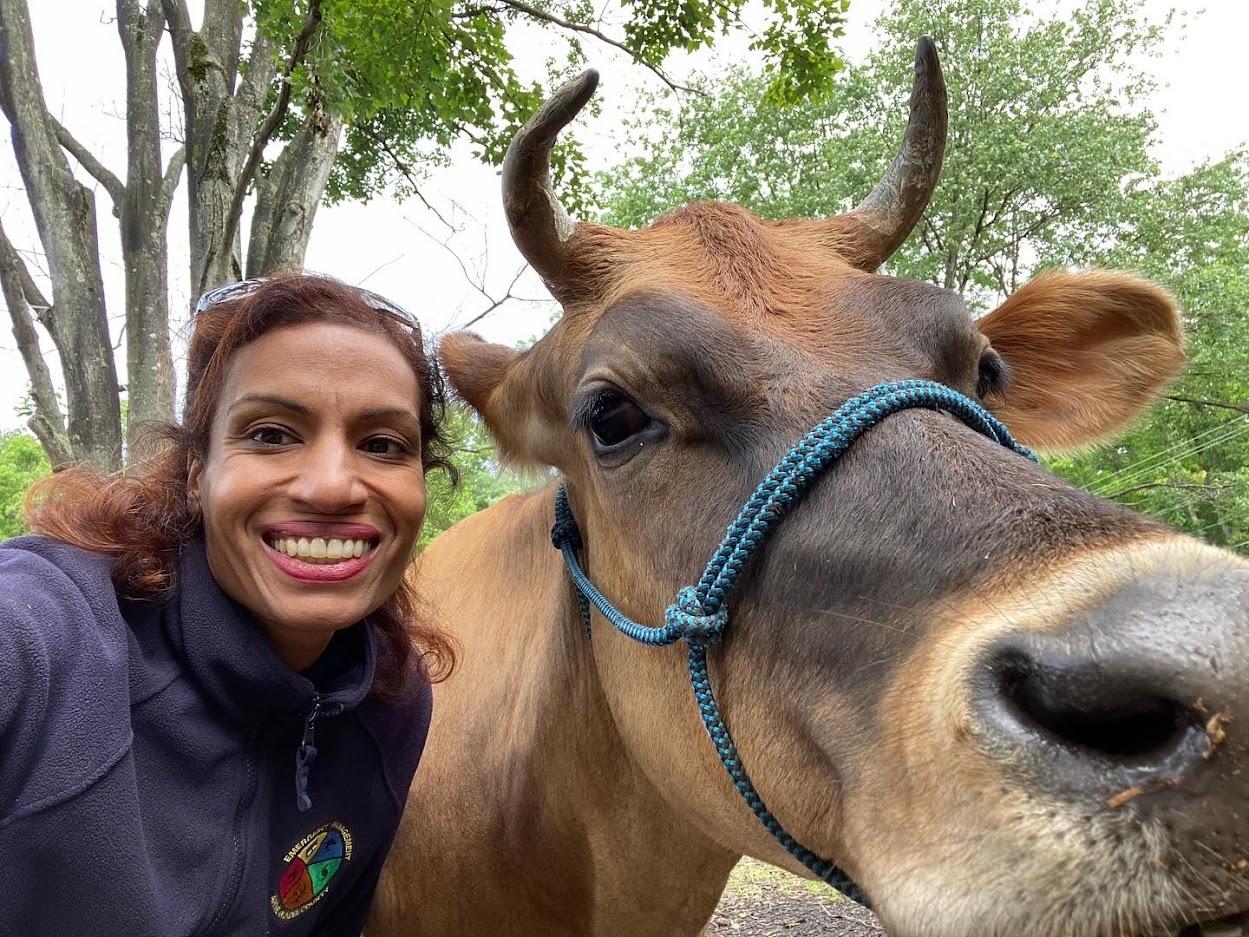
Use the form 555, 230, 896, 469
0, 432, 49, 541
594, 0, 1249, 552
251, 0, 852, 213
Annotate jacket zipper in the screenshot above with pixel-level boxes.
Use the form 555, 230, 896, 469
199, 724, 261, 937
295, 694, 321, 812
295, 693, 344, 812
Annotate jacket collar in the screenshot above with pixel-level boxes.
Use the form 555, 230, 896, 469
169, 539, 377, 723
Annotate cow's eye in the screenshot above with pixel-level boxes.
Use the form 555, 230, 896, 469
588, 391, 650, 449
977, 349, 1010, 399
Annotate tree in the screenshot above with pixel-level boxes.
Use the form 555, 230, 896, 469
0, 431, 49, 540
599, 0, 1163, 311
0, 0, 852, 470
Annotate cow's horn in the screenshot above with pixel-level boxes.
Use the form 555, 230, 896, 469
502, 69, 599, 286
838, 37, 947, 270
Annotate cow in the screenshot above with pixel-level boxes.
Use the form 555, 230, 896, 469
372, 39, 1249, 937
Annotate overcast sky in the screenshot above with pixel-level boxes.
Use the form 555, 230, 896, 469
0, 0, 1246, 432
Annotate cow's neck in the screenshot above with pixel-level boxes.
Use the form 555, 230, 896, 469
376, 485, 738, 936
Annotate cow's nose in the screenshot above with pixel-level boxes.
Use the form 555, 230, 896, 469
969, 564, 1249, 802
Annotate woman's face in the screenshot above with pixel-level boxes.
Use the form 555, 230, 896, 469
190, 321, 428, 671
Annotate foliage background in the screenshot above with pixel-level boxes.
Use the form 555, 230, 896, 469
596, 0, 1249, 553
1, 0, 1245, 554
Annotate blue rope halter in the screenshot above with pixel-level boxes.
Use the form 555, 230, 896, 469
550, 378, 1036, 908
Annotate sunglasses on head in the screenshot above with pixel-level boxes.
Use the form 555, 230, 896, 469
194, 275, 421, 334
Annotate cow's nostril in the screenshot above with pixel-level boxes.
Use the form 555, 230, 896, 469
996, 653, 1192, 761
977, 642, 1214, 793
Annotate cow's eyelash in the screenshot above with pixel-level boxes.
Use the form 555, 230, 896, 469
568, 388, 618, 432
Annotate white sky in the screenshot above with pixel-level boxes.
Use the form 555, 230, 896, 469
0, 0, 1246, 432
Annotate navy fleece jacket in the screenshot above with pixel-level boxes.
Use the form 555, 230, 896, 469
0, 536, 432, 936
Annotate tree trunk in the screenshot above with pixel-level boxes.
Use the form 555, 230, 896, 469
0, 0, 123, 469
0, 222, 73, 469
943, 247, 960, 291
247, 112, 344, 277
117, 0, 178, 439
162, 0, 272, 298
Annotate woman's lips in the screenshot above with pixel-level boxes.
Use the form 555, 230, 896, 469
262, 539, 379, 582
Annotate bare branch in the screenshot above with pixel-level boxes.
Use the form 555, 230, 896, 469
1163, 395, 1249, 416
460, 264, 529, 329
220, 0, 323, 257
4, 241, 50, 316
410, 219, 540, 330
359, 123, 457, 233
1112, 481, 1230, 498
51, 117, 126, 205
159, 143, 185, 215
487, 0, 696, 95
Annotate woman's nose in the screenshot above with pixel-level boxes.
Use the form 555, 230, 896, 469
287, 441, 367, 512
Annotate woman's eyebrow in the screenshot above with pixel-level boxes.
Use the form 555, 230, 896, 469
227, 393, 308, 416
358, 407, 418, 423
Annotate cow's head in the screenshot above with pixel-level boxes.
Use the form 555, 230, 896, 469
441, 42, 1249, 936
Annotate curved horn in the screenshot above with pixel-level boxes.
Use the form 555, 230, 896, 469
839, 37, 947, 270
502, 70, 599, 286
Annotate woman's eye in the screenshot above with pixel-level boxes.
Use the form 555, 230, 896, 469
361, 436, 410, 457
248, 425, 297, 446
589, 393, 650, 448
977, 350, 1009, 399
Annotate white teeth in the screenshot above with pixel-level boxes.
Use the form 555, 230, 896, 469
267, 535, 376, 564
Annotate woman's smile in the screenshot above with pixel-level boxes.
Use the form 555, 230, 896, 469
262, 522, 382, 582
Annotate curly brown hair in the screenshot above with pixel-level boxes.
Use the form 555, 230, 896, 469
26, 274, 457, 689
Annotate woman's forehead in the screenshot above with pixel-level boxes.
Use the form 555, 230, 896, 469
217, 322, 421, 417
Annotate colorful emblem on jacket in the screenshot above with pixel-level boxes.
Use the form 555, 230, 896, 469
271, 821, 353, 920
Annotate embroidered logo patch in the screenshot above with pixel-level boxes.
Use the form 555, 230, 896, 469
271, 821, 353, 920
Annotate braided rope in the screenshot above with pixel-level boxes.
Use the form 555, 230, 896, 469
550, 379, 1035, 908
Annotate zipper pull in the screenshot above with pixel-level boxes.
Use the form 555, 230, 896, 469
295, 694, 321, 812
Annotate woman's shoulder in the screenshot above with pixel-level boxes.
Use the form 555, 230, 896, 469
1, 533, 119, 597
0, 536, 134, 822
0, 536, 128, 666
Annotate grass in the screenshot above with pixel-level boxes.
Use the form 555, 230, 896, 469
722, 858, 846, 904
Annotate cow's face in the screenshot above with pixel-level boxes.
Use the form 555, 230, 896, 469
440, 54, 1249, 936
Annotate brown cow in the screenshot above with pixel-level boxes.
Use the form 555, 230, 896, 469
374, 40, 1249, 937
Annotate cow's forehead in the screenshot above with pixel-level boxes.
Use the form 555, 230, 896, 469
571, 204, 971, 320
558, 207, 985, 385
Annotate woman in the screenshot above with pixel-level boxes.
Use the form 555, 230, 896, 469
0, 274, 454, 936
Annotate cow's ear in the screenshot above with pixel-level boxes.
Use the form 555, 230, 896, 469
438, 332, 554, 466
439, 332, 517, 414
978, 271, 1184, 453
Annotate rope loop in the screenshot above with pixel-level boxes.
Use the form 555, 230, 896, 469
664, 587, 728, 647
549, 379, 1036, 910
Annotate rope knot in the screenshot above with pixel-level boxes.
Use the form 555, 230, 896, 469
550, 490, 583, 550
665, 587, 728, 647
550, 515, 582, 551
